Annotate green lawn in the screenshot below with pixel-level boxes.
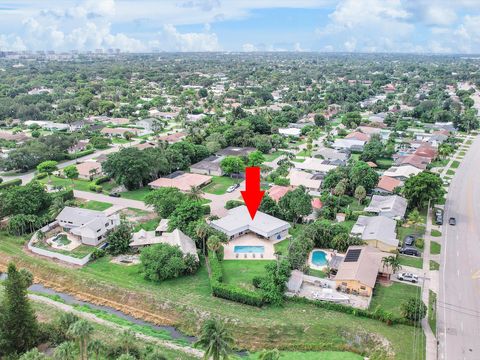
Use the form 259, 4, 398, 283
430, 241, 441, 255
222, 260, 273, 291
111, 137, 130, 144
247, 351, 362, 360
370, 282, 421, 314
120, 187, 152, 201
39, 176, 93, 192
451, 160, 460, 169
350, 153, 360, 162
398, 255, 423, 269
430, 229, 442, 237
397, 226, 424, 244
428, 290, 437, 335
291, 158, 306, 163
264, 151, 286, 162
429, 260, 440, 271
376, 158, 394, 169
274, 239, 290, 255
34, 241, 94, 259
307, 268, 327, 278
459, 151, 466, 156
0, 232, 425, 359
203, 176, 237, 195
80, 200, 113, 211
133, 218, 159, 232
446, 169, 455, 176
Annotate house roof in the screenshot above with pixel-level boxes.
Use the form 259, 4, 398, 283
313, 146, 349, 161
345, 131, 370, 142
332, 138, 366, 149
288, 169, 322, 190
130, 228, 198, 259
148, 172, 212, 192
335, 246, 391, 289
414, 145, 438, 159
294, 158, 337, 173
267, 185, 293, 202
351, 215, 399, 247
101, 127, 139, 135
215, 146, 255, 157
376, 176, 402, 192
0, 131, 30, 142
190, 155, 222, 172
75, 161, 102, 177
311, 198, 323, 209
157, 132, 186, 143
383, 165, 422, 179
210, 205, 291, 238
286, 270, 304, 293
395, 154, 430, 169
364, 195, 407, 219
57, 206, 105, 224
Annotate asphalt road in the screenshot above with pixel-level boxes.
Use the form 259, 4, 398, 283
439, 135, 480, 360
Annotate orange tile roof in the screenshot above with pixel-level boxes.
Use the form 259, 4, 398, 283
376, 176, 402, 193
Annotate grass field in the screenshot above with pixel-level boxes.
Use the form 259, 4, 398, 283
376, 158, 394, 169
222, 260, 273, 291
39, 176, 92, 192
446, 169, 455, 176
264, 151, 286, 162
428, 290, 437, 335
203, 176, 237, 195
430, 229, 442, 237
397, 226, 424, 244
398, 255, 423, 269
247, 351, 363, 360
370, 282, 420, 314
429, 260, 440, 271
0, 232, 425, 359
274, 239, 290, 255
450, 160, 460, 169
120, 187, 152, 201
133, 218, 160, 232
80, 200, 113, 211
430, 241, 441, 255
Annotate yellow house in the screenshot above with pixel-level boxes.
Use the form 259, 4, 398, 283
335, 246, 392, 297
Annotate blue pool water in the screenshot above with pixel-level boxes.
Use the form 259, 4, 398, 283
234, 246, 265, 254
311, 250, 328, 266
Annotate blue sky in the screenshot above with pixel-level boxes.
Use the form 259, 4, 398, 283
1, 0, 480, 53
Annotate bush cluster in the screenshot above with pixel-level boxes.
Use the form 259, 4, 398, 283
65, 148, 95, 160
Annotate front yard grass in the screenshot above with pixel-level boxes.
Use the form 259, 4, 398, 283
446, 169, 455, 176
430, 229, 442, 237
370, 282, 420, 314
430, 241, 441, 255
263, 150, 285, 162
80, 200, 113, 211
120, 187, 152, 201
450, 160, 460, 169
39, 176, 92, 192
0, 232, 425, 360
202, 176, 237, 195
398, 255, 423, 269
429, 260, 440, 271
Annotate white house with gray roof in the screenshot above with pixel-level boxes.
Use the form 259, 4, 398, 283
56, 207, 120, 246
364, 195, 408, 220
351, 215, 399, 252
210, 205, 291, 241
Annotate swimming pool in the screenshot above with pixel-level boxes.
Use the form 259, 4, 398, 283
311, 250, 328, 267
234, 246, 265, 254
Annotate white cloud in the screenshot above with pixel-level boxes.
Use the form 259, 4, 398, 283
242, 43, 258, 51
155, 24, 220, 51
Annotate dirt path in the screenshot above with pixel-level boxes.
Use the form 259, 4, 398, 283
29, 294, 204, 358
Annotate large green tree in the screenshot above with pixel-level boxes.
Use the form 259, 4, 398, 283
403, 172, 444, 209
102, 147, 151, 190
278, 186, 312, 226
0, 181, 51, 218
106, 222, 132, 255
195, 319, 234, 360
145, 187, 187, 218
220, 156, 245, 178
0, 263, 38, 356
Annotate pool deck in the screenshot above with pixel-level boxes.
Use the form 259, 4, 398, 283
308, 249, 335, 270
223, 233, 276, 260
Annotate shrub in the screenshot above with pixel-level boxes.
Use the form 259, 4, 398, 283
401, 297, 427, 322
35, 172, 48, 180
273, 177, 290, 186
65, 148, 95, 160
89, 184, 103, 193
0, 178, 22, 190
225, 200, 244, 209
202, 205, 211, 215
90, 248, 106, 260
415, 238, 424, 250
94, 176, 110, 185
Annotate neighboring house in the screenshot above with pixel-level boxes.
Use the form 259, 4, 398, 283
210, 205, 291, 241
288, 169, 322, 192
267, 185, 294, 202
215, 146, 255, 157
190, 155, 223, 176
351, 215, 399, 252
278, 127, 301, 137
134, 141, 156, 150
76, 161, 102, 180
395, 154, 430, 170
383, 165, 422, 181
68, 140, 89, 154
313, 146, 349, 162
24, 120, 70, 131
345, 131, 370, 142
136, 118, 161, 133
334, 245, 392, 297
56, 207, 120, 246
364, 195, 408, 220
88, 116, 130, 126
100, 127, 141, 137
414, 144, 438, 160
130, 219, 198, 260
148, 171, 212, 192
332, 138, 366, 151
0, 131, 30, 142
157, 132, 187, 144
294, 158, 337, 174
374, 176, 403, 195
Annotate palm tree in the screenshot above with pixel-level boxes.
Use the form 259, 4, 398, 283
382, 255, 402, 277
67, 320, 94, 360
54, 341, 77, 360
195, 318, 234, 360
258, 349, 280, 360
188, 185, 204, 202
195, 221, 211, 256
88, 339, 105, 360
407, 208, 423, 233
49, 196, 65, 219
119, 329, 136, 355
207, 235, 222, 253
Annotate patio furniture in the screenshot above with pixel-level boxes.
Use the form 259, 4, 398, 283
244, 254, 247, 258
252, 253, 255, 258
260, 254, 264, 258
236, 253, 239, 258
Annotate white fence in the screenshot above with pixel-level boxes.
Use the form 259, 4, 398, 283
28, 230, 91, 266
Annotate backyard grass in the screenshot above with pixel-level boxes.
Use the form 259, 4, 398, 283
430, 229, 442, 237
133, 218, 160, 232
429, 260, 440, 271
80, 200, 113, 211
398, 255, 423, 269
450, 160, 460, 169
222, 260, 273, 291
264, 151, 286, 162
370, 282, 420, 314
120, 187, 152, 201
428, 290, 437, 335
307, 268, 327, 278
376, 158, 394, 169
430, 241, 441, 255
111, 137, 130, 144
274, 239, 290, 255
0, 232, 426, 360
202, 176, 237, 195
34, 240, 94, 259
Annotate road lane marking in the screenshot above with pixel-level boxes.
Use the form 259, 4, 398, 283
458, 269, 460, 278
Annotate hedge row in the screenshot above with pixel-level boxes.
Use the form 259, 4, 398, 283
208, 252, 265, 307
289, 296, 411, 326
65, 148, 95, 160
0, 178, 22, 190
93, 176, 110, 185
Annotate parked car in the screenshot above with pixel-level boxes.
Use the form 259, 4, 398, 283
404, 235, 416, 247
226, 184, 240, 193
435, 214, 443, 225
399, 247, 420, 257
397, 272, 419, 283
449, 217, 456, 226
109, 192, 121, 198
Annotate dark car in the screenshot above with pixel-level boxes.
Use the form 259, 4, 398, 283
404, 235, 416, 247
399, 247, 420, 257
109, 192, 121, 198
449, 217, 456, 226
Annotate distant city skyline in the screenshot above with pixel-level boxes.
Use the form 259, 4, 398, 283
1, 0, 480, 54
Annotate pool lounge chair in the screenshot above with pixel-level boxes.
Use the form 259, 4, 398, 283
252, 253, 256, 258
236, 253, 239, 258
244, 253, 247, 258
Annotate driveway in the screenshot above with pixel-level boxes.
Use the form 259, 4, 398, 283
202, 181, 245, 217
73, 190, 151, 211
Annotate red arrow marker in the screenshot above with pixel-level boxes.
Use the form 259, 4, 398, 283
241, 166, 265, 220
